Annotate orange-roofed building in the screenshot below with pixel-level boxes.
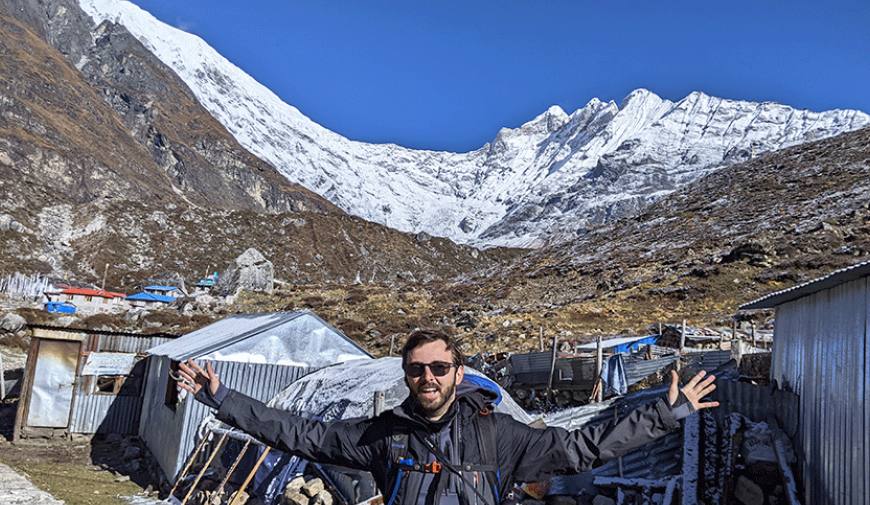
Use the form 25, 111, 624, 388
47, 287, 128, 314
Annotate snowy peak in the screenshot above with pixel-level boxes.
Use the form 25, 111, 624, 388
78, 0, 870, 248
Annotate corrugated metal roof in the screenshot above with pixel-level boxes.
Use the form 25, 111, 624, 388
575, 334, 657, 350
740, 259, 870, 309
126, 292, 175, 303
60, 287, 126, 298
28, 323, 179, 339
144, 285, 179, 292
146, 311, 370, 361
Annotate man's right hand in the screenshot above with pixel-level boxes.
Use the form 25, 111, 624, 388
177, 359, 220, 397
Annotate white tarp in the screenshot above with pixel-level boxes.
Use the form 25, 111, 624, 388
265, 357, 533, 424
81, 352, 137, 376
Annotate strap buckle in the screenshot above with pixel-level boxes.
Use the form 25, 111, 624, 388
422, 461, 442, 473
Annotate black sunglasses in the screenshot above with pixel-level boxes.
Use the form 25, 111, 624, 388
404, 361, 456, 378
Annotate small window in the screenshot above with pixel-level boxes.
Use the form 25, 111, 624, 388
95, 376, 121, 394
85, 295, 93, 302
164, 360, 180, 410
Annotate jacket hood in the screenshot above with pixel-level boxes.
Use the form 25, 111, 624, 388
392, 374, 501, 426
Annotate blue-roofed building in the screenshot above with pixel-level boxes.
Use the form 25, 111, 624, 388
575, 334, 659, 354
193, 272, 219, 294
127, 292, 176, 308
143, 285, 183, 298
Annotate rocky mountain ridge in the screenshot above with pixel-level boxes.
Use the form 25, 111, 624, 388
79, 0, 870, 247
476, 125, 870, 334
0, 1, 502, 286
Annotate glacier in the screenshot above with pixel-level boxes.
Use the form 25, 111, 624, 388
79, 0, 870, 248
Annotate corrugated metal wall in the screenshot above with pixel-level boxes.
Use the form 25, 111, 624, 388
140, 357, 311, 480
771, 276, 868, 505
139, 356, 190, 482
70, 393, 141, 434
70, 334, 170, 434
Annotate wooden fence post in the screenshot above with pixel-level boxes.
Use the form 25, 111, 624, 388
546, 333, 559, 403
595, 336, 604, 402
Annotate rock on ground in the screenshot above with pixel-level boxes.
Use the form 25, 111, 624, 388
0, 462, 64, 504
218, 248, 274, 295
301, 477, 325, 497
0, 313, 26, 334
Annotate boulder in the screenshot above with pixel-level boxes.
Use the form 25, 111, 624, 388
122, 445, 141, 459
302, 478, 325, 498
55, 316, 80, 327
218, 248, 274, 295
312, 490, 333, 505
195, 293, 216, 311
282, 491, 308, 505
0, 313, 26, 333
285, 476, 306, 494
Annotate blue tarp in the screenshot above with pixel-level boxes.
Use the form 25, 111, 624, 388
612, 335, 658, 354
44, 301, 76, 314
600, 354, 628, 396
144, 285, 180, 292
126, 292, 175, 303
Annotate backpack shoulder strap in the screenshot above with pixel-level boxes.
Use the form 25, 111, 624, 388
475, 407, 503, 502
475, 407, 498, 464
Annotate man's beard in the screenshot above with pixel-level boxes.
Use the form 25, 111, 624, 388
414, 380, 456, 416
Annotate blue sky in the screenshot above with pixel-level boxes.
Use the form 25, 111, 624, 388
130, 0, 870, 152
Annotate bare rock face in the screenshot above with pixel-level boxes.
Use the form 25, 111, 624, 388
0, 312, 26, 334
218, 248, 274, 295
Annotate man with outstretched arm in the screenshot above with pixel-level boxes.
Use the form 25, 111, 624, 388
178, 329, 718, 505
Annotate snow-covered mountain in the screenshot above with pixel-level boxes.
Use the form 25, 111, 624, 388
79, 0, 870, 248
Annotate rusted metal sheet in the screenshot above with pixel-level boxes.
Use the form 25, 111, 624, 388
94, 333, 173, 353
769, 275, 868, 505
682, 350, 732, 373
624, 355, 679, 385
26, 340, 80, 428
711, 380, 799, 438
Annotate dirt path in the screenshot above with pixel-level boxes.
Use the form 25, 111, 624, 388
0, 440, 147, 505
0, 461, 64, 504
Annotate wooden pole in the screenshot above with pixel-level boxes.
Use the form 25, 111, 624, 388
181, 432, 228, 505
169, 429, 213, 498
732, 318, 738, 343
751, 321, 757, 349
389, 334, 396, 356
373, 390, 385, 417
229, 447, 272, 505
658, 321, 663, 336
545, 333, 559, 404
680, 319, 687, 353
0, 351, 5, 400
538, 326, 545, 352
100, 263, 109, 292
595, 336, 604, 402
214, 440, 250, 501
677, 320, 686, 372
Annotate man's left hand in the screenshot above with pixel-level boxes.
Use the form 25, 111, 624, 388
667, 370, 720, 411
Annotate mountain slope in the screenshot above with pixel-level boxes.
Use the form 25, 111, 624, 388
0, 4, 503, 285
80, 0, 869, 247
1, 0, 336, 214
470, 126, 870, 335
